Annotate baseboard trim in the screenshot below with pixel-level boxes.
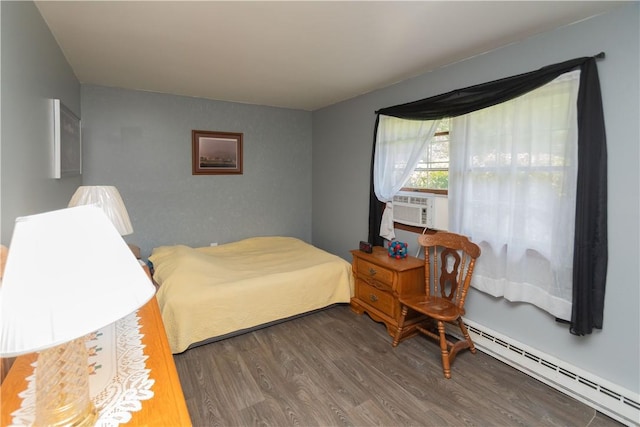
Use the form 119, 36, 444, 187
452, 320, 639, 426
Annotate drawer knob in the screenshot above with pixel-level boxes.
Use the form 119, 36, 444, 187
368, 268, 377, 276
369, 294, 378, 302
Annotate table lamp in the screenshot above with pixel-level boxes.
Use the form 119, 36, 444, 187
0, 206, 155, 426
68, 186, 133, 236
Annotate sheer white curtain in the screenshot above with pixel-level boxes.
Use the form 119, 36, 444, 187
374, 115, 440, 240
449, 70, 580, 320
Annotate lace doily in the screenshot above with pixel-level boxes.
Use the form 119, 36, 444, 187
11, 311, 155, 426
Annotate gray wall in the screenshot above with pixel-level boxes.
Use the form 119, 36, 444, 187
1, 1, 81, 244
312, 4, 639, 394
81, 86, 312, 257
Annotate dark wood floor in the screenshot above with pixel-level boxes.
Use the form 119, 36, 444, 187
174, 304, 622, 427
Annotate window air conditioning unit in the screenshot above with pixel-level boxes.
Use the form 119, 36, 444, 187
392, 192, 449, 231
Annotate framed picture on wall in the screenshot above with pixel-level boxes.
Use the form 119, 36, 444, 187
192, 130, 243, 175
53, 99, 81, 179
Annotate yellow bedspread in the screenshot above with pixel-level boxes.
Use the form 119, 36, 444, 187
149, 236, 354, 353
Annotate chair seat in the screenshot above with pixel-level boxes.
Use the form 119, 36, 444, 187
398, 295, 463, 322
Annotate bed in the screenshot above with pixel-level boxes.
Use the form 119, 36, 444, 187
149, 236, 354, 353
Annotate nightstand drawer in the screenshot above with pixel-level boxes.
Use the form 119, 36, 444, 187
356, 258, 394, 285
357, 279, 394, 317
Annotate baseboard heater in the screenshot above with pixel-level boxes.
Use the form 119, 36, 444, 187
449, 320, 639, 426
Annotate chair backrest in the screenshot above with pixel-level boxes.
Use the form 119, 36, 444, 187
418, 232, 481, 310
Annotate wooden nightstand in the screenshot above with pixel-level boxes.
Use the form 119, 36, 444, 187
350, 247, 426, 340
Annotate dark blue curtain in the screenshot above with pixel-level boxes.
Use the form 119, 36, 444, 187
368, 54, 607, 335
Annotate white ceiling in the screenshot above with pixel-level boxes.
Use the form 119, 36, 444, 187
35, 1, 624, 111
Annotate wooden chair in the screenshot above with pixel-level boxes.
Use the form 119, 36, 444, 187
392, 232, 481, 379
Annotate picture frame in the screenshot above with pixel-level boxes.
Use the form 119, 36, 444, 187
53, 99, 81, 179
192, 130, 243, 175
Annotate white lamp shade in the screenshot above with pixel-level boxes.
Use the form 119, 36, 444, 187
68, 186, 133, 236
0, 206, 155, 357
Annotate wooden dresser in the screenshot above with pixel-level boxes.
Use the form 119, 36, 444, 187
0, 296, 192, 426
350, 247, 426, 340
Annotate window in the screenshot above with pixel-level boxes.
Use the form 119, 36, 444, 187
404, 119, 450, 193
375, 71, 580, 320
371, 56, 608, 334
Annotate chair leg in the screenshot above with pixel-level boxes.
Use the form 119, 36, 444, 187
457, 318, 476, 354
437, 320, 451, 379
392, 305, 408, 347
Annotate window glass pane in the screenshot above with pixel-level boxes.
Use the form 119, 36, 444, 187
405, 118, 450, 190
